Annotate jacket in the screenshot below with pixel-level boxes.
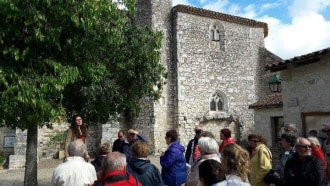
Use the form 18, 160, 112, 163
186, 154, 220, 186
185, 137, 199, 164
123, 134, 147, 162
275, 147, 294, 178
219, 137, 236, 153
112, 139, 125, 153
250, 144, 272, 186
92, 170, 142, 186
160, 141, 187, 186
284, 152, 324, 186
91, 155, 106, 172
127, 157, 164, 186
212, 175, 251, 186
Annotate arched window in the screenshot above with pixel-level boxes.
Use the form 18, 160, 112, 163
209, 21, 225, 51
210, 91, 225, 111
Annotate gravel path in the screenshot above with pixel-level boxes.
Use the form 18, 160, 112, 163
0, 156, 161, 186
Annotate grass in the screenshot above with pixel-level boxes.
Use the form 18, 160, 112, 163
0, 155, 6, 169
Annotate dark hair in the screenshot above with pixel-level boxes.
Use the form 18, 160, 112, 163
221, 128, 231, 138
248, 134, 257, 140
201, 131, 215, 138
254, 134, 267, 144
309, 130, 317, 135
70, 114, 87, 137
281, 134, 296, 147
166, 130, 178, 142
199, 159, 226, 186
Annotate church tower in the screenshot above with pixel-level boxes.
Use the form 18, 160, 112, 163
135, 0, 175, 153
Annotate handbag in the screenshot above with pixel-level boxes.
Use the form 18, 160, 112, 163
263, 169, 280, 184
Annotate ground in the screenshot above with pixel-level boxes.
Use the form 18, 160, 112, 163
0, 156, 161, 186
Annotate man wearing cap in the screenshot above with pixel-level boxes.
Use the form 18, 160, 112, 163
123, 129, 147, 162
185, 126, 203, 165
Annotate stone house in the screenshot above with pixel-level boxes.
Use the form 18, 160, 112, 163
1, 0, 308, 167
263, 47, 330, 140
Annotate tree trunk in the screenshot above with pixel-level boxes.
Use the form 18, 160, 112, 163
24, 125, 38, 186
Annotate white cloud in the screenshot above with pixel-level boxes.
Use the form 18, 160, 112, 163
171, 0, 330, 59
264, 13, 330, 59
172, 0, 190, 6
202, 0, 229, 12
289, 0, 330, 17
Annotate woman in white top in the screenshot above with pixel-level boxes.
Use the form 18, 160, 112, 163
221, 143, 251, 186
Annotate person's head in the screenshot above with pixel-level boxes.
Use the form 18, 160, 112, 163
198, 137, 219, 155
102, 152, 127, 173
309, 130, 317, 137
99, 142, 111, 155
68, 139, 87, 157
248, 134, 266, 149
284, 123, 298, 136
247, 134, 257, 148
165, 130, 178, 145
201, 131, 215, 138
295, 137, 312, 158
307, 136, 321, 147
127, 129, 138, 142
131, 141, 149, 158
222, 144, 250, 182
117, 130, 125, 141
280, 134, 296, 149
195, 126, 203, 138
70, 114, 84, 128
220, 128, 231, 140
199, 159, 226, 186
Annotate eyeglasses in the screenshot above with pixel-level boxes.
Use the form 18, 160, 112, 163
129, 133, 135, 136
118, 135, 124, 138
249, 139, 259, 143
297, 145, 311, 149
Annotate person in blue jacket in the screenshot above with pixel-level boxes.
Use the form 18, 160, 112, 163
127, 141, 164, 186
160, 129, 187, 186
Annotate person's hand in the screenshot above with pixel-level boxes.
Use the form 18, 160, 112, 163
84, 152, 90, 162
97, 170, 104, 180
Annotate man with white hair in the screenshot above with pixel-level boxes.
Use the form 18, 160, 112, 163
284, 137, 323, 186
92, 152, 142, 186
51, 139, 97, 186
186, 137, 220, 186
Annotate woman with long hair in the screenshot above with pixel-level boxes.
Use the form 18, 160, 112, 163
64, 114, 88, 158
222, 143, 251, 185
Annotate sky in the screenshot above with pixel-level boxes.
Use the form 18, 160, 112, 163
172, 0, 330, 59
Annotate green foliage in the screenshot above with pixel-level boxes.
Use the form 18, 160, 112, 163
0, 0, 166, 126
46, 132, 65, 148
0, 155, 5, 165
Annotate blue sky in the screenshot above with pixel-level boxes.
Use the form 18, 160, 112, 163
172, 0, 330, 59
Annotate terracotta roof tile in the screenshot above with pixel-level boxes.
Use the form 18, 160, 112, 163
172, 5, 268, 37
266, 47, 330, 72
249, 94, 283, 109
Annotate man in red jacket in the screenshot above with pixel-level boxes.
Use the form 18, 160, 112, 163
92, 152, 142, 186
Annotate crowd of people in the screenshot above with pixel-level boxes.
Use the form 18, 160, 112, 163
50, 115, 330, 186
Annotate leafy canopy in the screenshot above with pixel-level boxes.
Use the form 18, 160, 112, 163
0, 0, 166, 128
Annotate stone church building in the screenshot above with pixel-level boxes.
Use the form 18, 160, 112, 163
3, 1, 329, 167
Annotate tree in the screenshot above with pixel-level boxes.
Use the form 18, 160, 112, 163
0, 0, 166, 185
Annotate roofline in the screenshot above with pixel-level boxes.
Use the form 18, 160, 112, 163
172, 5, 268, 38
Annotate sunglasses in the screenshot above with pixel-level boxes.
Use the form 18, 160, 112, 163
249, 139, 259, 143
297, 145, 311, 149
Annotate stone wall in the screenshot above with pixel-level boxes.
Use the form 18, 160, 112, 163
281, 57, 330, 136
254, 108, 283, 146
0, 127, 15, 155
173, 12, 265, 146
